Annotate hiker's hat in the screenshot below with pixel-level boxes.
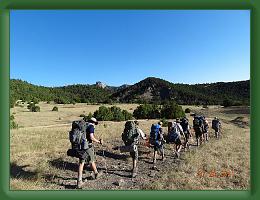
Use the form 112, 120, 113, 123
176, 118, 181, 123
89, 117, 98, 125
158, 121, 163, 125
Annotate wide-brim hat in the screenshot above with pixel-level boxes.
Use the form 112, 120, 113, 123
89, 117, 98, 125
176, 118, 181, 123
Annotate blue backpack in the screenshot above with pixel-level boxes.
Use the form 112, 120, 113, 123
150, 124, 160, 145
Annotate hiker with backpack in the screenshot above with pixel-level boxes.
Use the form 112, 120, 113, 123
168, 119, 184, 158
202, 116, 209, 142
150, 121, 165, 171
67, 117, 103, 189
121, 120, 146, 178
193, 115, 204, 146
180, 117, 191, 151
212, 117, 221, 139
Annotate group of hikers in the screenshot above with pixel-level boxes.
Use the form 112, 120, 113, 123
67, 115, 221, 189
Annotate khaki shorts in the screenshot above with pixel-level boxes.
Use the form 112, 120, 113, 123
119, 144, 138, 160
79, 146, 95, 164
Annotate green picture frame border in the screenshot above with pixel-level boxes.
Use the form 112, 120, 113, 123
0, 0, 258, 199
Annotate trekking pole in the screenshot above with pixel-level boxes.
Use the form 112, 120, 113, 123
99, 135, 108, 175
101, 143, 108, 175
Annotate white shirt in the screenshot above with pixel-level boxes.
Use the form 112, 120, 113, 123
137, 128, 146, 140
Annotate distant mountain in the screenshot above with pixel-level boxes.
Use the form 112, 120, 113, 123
10, 77, 249, 107
105, 84, 131, 92
111, 77, 250, 105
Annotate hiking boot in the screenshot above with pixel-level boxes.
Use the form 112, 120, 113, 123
132, 169, 137, 178
94, 171, 103, 179
77, 180, 83, 189
132, 172, 137, 178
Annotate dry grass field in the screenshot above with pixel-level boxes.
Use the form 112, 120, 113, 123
10, 102, 250, 190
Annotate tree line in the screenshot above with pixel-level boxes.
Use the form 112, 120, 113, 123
10, 78, 250, 108
111, 77, 250, 106
10, 79, 111, 108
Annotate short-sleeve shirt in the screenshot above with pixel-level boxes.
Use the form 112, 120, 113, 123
86, 124, 95, 143
136, 128, 146, 140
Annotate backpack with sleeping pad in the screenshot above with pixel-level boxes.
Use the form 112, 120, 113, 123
67, 119, 89, 158
168, 122, 180, 143
122, 121, 139, 146
149, 124, 160, 146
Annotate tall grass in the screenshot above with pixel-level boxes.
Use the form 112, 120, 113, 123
10, 103, 250, 190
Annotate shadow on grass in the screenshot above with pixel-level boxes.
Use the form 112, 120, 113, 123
106, 170, 132, 178
10, 162, 38, 180
49, 158, 78, 172
96, 150, 128, 160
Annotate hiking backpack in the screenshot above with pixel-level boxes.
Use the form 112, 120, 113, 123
180, 118, 189, 132
122, 121, 138, 146
69, 120, 88, 151
193, 116, 203, 133
149, 124, 160, 145
203, 119, 209, 132
168, 122, 180, 143
212, 119, 220, 131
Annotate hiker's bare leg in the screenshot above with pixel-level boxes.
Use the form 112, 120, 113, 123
184, 137, 188, 150
130, 158, 137, 177
161, 148, 165, 160
187, 136, 190, 149
205, 132, 209, 141
133, 159, 137, 171
77, 161, 85, 187
177, 145, 182, 153
90, 161, 98, 174
175, 144, 182, 158
153, 150, 157, 167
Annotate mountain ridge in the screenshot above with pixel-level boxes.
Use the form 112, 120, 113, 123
10, 77, 250, 107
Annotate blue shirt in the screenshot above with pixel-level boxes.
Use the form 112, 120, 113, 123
86, 124, 95, 143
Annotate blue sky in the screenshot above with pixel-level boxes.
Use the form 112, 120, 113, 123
10, 10, 250, 87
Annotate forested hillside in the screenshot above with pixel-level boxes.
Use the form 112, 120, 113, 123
10, 77, 250, 107
10, 79, 111, 107
111, 77, 249, 105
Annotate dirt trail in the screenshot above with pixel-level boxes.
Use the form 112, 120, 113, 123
46, 134, 209, 190
20, 115, 250, 190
